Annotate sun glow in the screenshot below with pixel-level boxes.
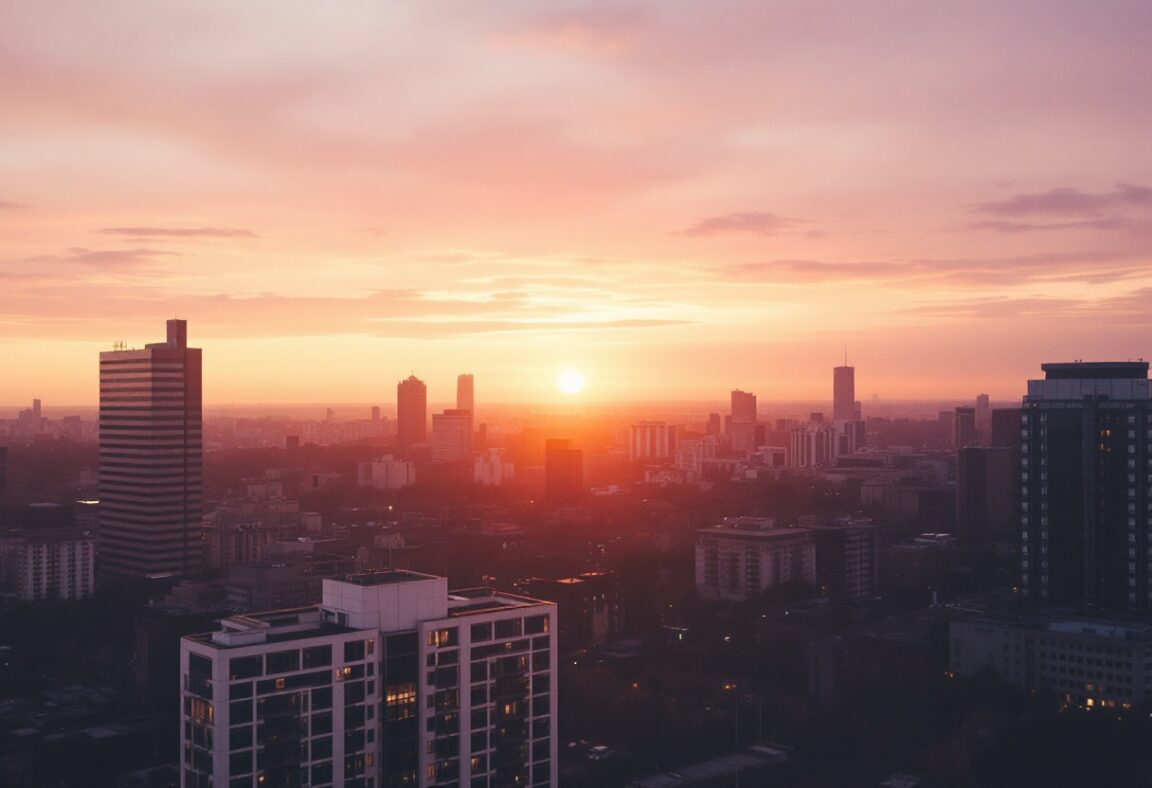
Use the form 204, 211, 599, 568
555, 369, 586, 395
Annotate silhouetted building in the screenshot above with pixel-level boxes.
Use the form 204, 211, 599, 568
956, 447, 1013, 544
833, 365, 855, 421
524, 572, 622, 651
629, 421, 676, 462
706, 412, 721, 436
544, 439, 584, 503
358, 456, 416, 489
807, 518, 878, 601
371, 406, 381, 422
0, 445, 7, 489
396, 375, 427, 450
457, 373, 474, 415
729, 390, 757, 452
990, 407, 1023, 448
975, 392, 991, 444
180, 571, 557, 787
431, 409, 473, 463
1021, 361, 1152, 611
99, 319, 202, 580
953, 406, 977, 449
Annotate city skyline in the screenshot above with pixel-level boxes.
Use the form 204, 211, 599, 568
2, 2, 1152, 405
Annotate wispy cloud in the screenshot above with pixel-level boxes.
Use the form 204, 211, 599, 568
962, 218, 1133, 233
23, 247, 179, 269
97, 227, 256, 238
0, 200, 25, 210
726, 250, 1149, 287
679, 212, 803, 238
972, 184, 1152, 218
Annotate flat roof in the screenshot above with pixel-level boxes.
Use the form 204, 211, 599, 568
698, 526, 812, 540
338, 570, 441, 587
1042, 361, 1148, 380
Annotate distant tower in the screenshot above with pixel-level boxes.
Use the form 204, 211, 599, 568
397, 376, 427, 449
99, 319, 202, 580
545, 439, 584, 503
729, 390, 757, 451
954, 406, 977, 449
457, 374, 474, 416
833, 358, 855, 422
975, 392, 991, 444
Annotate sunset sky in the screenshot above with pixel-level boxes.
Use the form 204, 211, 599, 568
2, 1, 1151, 405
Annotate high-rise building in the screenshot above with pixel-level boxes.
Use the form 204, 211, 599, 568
1021, 362, 1152, 611
953, 406, 977, 449
975, 393, 991, 444
833, 365, 855, 422
457, 373, 474, 416
371, 406, 381, 422
431, 409, 473, 462
706, 413, 721, 436
99, 319, 202, 580
180, 570, 558, 787
629, 421, 676, 462
729, 390, 757, 452
544, 439, 583, 503
956, 447, 1013, 544
397, 375, 428, 450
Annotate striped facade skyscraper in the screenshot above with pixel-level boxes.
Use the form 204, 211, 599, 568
99, 319, 202, 580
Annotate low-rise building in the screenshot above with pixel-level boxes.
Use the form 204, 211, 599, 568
696, 518, 816, 601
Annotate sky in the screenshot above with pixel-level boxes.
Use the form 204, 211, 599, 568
2, 0, 1151, 406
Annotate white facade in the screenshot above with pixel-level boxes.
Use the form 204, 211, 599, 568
180, 571, 557, 788
357, 456, 416, 489
0, 529, 94, 601
474, 449, 515, 486
629, 421, 676, 462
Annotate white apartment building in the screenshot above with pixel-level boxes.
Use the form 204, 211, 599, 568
0, 528, 95, 601
180, 570, 557, 788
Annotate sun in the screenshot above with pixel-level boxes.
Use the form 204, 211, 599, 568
555, 369, 587, 395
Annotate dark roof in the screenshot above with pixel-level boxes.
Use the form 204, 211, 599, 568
1042, 361, 1148, 380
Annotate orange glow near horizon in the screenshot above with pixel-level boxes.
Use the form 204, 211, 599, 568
1, 3, 1151, 407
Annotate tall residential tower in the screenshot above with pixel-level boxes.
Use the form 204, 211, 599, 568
1021, 362, 1152, 610
99, 319, 202, 579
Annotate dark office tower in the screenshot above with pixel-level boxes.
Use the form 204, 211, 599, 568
32, 398, 42, 420
706, 413, 722, 436
990, 407, 1023, 448
396, 375, 427, 449
954, 406, 977, 449
371, 406, 381, 422
957, 447, 1013, 544
99, 319, 202, 580
457, 373, 474, 415
729, 389, 757, 452
1021, 362, 1152, 611
833, 365, 855, 421
975, 393, 991, 444
545, 439, 584, 503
